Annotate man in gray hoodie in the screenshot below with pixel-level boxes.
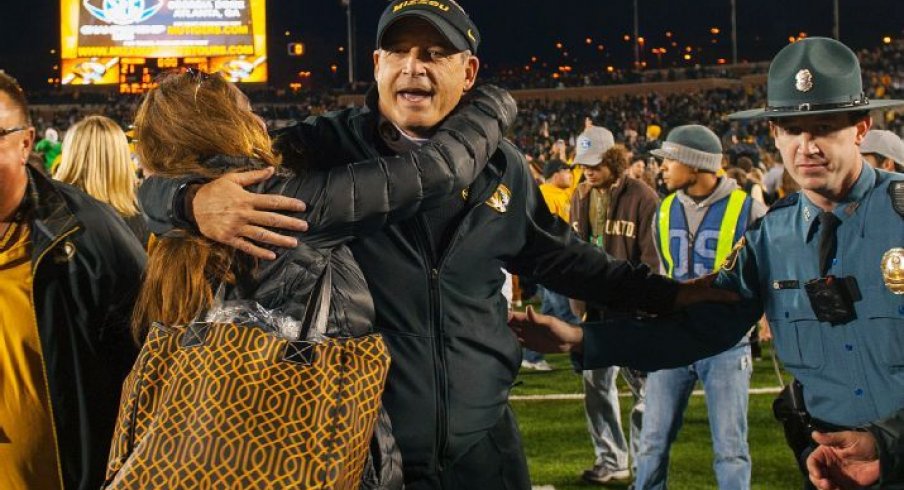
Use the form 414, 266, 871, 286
634, 124, 766, 490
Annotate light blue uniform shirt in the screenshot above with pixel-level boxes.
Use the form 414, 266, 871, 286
582, 165, 904, 429
719, 166, 904, 427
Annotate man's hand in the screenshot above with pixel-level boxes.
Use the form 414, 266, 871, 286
508, 306, 583, 354
192, 167, 308, 260
758, 316, 773, 342
673, 272, 741, 309
807, 431, 880, 490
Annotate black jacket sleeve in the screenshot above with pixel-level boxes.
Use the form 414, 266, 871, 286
503, 149, 679, 314
137, 86, 517, 245
868, 408, 904, 486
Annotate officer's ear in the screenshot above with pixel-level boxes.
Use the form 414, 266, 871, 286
853, 116, 872, 145
768, 121, 779, 139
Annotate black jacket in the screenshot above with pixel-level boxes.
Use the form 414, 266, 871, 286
23, 167, 146, 489
139, 89, 678, 480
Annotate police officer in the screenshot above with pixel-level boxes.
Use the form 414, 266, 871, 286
512, 37, 904, 490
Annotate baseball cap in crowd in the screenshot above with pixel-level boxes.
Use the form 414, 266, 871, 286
860, 129, 904, 171
728, 37, 904, 120
543, 159, 569, 179
376, 0, 481, 54
573, 126, 615, 166
651, 124, 723, 172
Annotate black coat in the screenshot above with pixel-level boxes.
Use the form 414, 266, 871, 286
24, 167, 146, 489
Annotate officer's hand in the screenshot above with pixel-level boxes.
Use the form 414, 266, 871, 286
509, 306, 583, 354
673, 272, 741, 309
192, 167, 308, 260
806, 431, 880, 490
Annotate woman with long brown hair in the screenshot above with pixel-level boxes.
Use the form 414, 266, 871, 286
109, 71, 515, 488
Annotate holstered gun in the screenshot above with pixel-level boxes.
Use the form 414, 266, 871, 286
772, 379, 813, 458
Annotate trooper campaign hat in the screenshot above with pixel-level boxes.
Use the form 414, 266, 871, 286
651, 124, 724, 172
728, 37, 904, 120
377, 0, 481, 54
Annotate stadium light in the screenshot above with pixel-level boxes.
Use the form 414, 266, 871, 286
288, 43, 305, 56
884, 36, 893, 44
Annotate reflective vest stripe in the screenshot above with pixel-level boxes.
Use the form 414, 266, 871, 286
658, 193, 677, 278
715, 189, 748, 268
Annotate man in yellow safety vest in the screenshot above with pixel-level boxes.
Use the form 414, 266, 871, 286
634, 124, 766, 490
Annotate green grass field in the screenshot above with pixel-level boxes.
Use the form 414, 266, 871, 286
512, 349, 803, 489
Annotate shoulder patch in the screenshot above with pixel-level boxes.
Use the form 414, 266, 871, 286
890, 181, 904, 218
767, 192, 799, 214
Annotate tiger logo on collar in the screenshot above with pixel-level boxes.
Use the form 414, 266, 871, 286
485, 184, 511, 213
462, 184, 512, 213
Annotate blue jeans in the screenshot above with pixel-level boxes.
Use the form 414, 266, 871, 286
524, 286, 580, 363
583, 367, 645, 473
634, 342, 752, 490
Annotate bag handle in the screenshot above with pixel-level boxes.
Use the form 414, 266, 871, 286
282, 257, 333, 365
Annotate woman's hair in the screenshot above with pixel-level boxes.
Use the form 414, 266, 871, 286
131, 71, 279, 341
55, 115, 139, 217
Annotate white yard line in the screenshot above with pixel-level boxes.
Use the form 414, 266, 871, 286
511, 386, 782, 401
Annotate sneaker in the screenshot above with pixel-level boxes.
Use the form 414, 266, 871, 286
581, 465, 631, 485
520, 359, 553, 371
532, 359, 553, 371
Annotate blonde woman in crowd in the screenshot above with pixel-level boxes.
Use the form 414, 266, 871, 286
54, 115, 150, 246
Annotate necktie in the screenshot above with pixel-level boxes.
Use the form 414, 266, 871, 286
816, 211, 841, 277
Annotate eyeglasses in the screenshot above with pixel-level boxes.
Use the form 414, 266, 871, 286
0, 126, 25, 138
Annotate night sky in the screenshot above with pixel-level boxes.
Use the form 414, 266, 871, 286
1, 0, 903, 89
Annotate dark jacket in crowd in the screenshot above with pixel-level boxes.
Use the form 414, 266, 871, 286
23, 166, 146, 490
138, 88, 679, 487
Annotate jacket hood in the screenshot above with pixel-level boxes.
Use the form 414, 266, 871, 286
676, 176, 739, 209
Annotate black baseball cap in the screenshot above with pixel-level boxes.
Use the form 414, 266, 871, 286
543, 159, 569, 179
376, 0, 481, 54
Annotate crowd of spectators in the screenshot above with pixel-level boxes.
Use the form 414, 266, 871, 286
20, 40, 904, 171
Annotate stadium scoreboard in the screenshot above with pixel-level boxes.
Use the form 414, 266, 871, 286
60, 0, 267, 91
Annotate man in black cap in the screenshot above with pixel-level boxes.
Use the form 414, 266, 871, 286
135, 2, 728, 488
513, 37, 904, 490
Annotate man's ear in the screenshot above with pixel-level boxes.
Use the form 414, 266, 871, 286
373, 50, 382, 81
768, 121, 779, 140
19, 126, 35, 164
463, 54, 479, 91
853, 116, 872, 144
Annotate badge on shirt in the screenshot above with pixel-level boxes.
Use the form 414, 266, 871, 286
881, 248, 904, 295
485, 184, 511, 213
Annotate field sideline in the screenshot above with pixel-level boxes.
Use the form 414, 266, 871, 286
512, 349, 803, 489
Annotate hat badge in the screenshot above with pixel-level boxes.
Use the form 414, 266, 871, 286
795, 69, 814, 93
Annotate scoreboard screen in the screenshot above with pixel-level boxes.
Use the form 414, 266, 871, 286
61, 0, 267, 86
